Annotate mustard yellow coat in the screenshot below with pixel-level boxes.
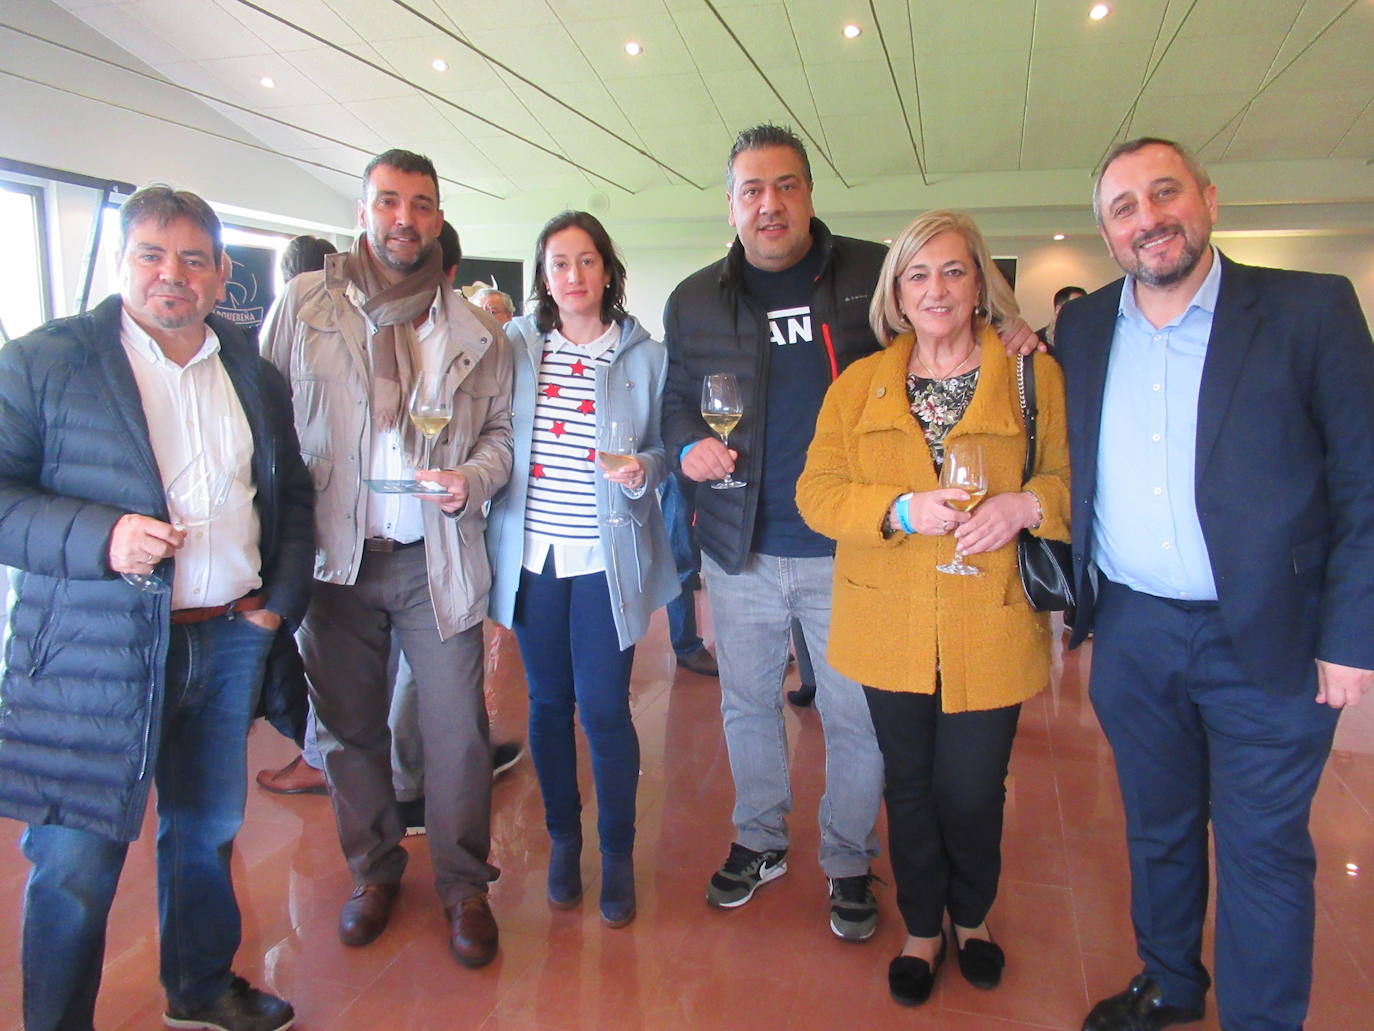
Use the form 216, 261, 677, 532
796, 328, 1071, 712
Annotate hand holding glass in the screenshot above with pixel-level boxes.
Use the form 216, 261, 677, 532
123, 452, 234, 593
701, 373, 746, 490
599, 418, 635, 527
936, 441, 987, 576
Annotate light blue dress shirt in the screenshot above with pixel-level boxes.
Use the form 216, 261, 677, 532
1093, 248, 1222, 601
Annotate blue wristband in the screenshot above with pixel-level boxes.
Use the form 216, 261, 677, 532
895, 494, 915, 534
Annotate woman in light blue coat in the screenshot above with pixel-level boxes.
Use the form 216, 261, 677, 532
486, 211, 677, 926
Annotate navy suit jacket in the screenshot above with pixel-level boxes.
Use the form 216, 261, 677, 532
1055, 253, 1374, 695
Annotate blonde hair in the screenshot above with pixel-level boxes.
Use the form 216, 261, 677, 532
869, 209, 1018, 346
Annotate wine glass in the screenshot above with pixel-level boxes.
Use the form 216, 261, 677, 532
598, 418, 635, 527
701, 373, 746, 490
124, 452, 235, 593
936, 441, 988, 576
408, 372, 453, 471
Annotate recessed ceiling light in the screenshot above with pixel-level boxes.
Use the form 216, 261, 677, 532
882, 238, 894, 245
842, 24, 863, 39
1089, 4, 1110, 20
624, 41, 643, 56
432, 58, 448, 72
1053, 233, 1066, 241
259, 75, 275, 89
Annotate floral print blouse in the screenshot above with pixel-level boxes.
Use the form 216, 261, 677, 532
906, 368, 980, 470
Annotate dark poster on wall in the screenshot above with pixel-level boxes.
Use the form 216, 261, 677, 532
993, 256, 1018, 291
456, 257, 525, 311
214, 244, 277, 335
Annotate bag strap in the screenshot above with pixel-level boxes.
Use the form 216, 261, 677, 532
1016, 354, 1039, 484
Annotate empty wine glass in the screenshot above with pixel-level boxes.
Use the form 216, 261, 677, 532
408, 372, 453, 471
936, 441, 987, 576
701, 373, 746, 490
124, 452, 234, 593
598, 418, 635, 527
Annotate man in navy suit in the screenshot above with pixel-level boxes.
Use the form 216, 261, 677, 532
1054, 137, 1374, 1031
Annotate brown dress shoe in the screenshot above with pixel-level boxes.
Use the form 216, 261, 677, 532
447, 895, 499, 968
255, 754, 327, 795
339, 882, 400, 946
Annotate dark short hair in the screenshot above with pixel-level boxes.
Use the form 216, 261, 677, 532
280, 235, 337, 282
1052, 285, 1086, 308
727, 124, 812, 192
531, 210, 627, 336
1092, 136, 1211, 226
119, 184, 223, 260
362, 149, 441, 204
438, 222, 461, 281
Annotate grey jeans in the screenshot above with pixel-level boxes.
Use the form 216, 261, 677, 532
701, 552, 882, 877
301, 544, 496, 905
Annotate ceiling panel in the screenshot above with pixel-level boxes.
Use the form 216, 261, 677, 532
124, 0, 272, 60
1223, 89, 1373, 160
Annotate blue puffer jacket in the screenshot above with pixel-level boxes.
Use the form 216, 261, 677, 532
0, 295, 315, 842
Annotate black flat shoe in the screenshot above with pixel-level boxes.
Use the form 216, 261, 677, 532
956, 936, 1005, 989
888, 937, 946, 1007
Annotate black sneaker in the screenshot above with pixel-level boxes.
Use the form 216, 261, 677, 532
706, 843, 787, 908
398, 796, 426, 837
164, 976, 293, 1031
828, 871, 878, 942
492, 740, 524, 779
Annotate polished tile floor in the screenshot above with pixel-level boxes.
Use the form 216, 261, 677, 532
3, 606, 1373, 1030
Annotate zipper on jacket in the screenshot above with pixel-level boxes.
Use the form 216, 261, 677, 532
820, 323, 839, 382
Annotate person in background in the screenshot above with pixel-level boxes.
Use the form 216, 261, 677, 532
261, 149, 513, 970
1059, 136, 1374, 1031
279, 235, 336, 285
1034, 284, 1086, 348
798, 208, 1069, 1007
473, 286, 516, 324
486, 211, 677, 927
0, 185, 314, 1031
661, 472, 720, 677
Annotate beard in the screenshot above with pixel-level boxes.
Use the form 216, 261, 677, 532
1127, 224, 1207, 288
369, 228, 432, 274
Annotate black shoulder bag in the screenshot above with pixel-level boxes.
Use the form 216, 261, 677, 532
1015, 354, 1076, 627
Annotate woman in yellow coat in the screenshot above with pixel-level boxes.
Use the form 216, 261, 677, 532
797, 209, 1070, 1007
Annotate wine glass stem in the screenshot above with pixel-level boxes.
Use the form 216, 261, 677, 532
422, 438, 433, 470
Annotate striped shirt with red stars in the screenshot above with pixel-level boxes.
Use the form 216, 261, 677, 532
523, 322, 619, 577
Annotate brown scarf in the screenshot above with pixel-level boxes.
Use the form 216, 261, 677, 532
343, 235, 446, 442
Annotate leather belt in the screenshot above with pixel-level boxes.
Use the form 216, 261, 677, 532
364, 537, 424, 553
171, 595, 267, 626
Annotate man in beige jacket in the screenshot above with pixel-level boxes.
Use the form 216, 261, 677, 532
260, 149, 513, 969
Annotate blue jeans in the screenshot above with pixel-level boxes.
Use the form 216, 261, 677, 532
512, 562, 638, 855
661, 476, 704, 658
22, 614, 274, 1031
701, 552, 882, 877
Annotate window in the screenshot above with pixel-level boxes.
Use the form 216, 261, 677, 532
0, 183, 51, 341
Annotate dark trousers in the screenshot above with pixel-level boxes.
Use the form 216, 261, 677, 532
22, 615, 273, 1031
1090, 579, 1339, 1030
863, 685, 1021, 938
512, 561, 639, 855
300, 545, 496, 906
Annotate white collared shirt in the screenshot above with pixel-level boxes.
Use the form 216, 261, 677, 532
351, 284, 448, 543
119, 309, 261, 609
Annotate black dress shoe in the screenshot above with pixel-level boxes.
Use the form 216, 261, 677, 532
1083, 975, 1204, 1031
888, 937, 946, 1007
956, 936, 1005, 989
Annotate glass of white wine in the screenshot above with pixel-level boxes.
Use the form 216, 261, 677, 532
123, 451, 234, 593
409, 372, 453, 472
936, 440, 988, 576
598, 418, 635, 527
701, 373, 746, 490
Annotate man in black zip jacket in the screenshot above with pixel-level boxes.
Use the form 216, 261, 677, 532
663, 124, 1033, 942
0, 186, 313, 1031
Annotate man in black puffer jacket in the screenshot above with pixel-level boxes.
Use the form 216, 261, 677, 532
0, 186, 313, 1031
